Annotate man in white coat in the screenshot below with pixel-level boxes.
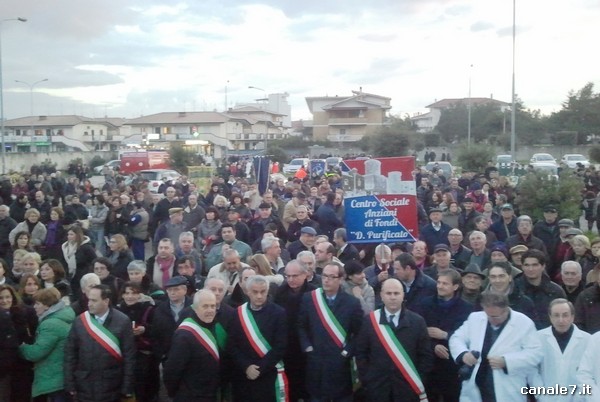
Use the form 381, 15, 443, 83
449, 291, 542, 402
532, 298, 590, 402
577, 331, 600, 402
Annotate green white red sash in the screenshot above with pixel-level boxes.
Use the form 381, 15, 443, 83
311, 288, 346, 348
81, 311, 122, 361
179, 318, 220, 362
369, 309, 428, 402
238, 303, 289, 402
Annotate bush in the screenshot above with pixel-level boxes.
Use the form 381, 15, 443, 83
266, 145, 289, 164
89, 155, 107, 169
456, 144, 495, 172
589, 145, 600, 163
515, 170, 583, 221
424, 133, 441, 147
169, 144, 194, 174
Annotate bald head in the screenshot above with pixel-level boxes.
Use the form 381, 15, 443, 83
381, 278, 404, 313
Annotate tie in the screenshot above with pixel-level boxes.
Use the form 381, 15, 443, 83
389, 314, 396, 329
229, 271, 238, 286
96, 316, 104, 325
327, 297, 335, 308
161, 265, 171, 288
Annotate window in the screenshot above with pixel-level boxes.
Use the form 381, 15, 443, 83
15, 129, 21, 136
46, 129, 51, 136
154, 127, 160, 134
84, 131, 89, 136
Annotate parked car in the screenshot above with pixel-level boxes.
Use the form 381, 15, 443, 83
531, 162, 559, 180
561, 154, 590, 169
136, 169, 181, 194
530, 153, 557, 166
93, 159, 121, 174
326, 156, 343, 169
282, 158, 309, 175
425, 161, 454, 178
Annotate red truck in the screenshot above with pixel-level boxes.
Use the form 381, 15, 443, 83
120, 150, 170, 174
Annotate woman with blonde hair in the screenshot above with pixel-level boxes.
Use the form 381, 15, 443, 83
106, 234, 134, 280
9, 208, 47, 249
247, 253, 284, 285
61, 225, 96, 301
565, 234, 595, 279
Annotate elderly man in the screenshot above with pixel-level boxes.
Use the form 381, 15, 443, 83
490, 203, 518, 243
424, 244, 458, 280
30, 191, 52, 223
468, 230, 491, 270
228, 275, 287, 402
419, 207, 452, 253
0, 205, 16, 260
286, 205, 319, 243
282, 191, 307, 230
182, 192, 206, 233
274, 260, 317, 402
531, 298, 591, 401
262, 236, 285, 273
249, 202, 287, 244
297, 250, 321, 286
460, 263, 485, 305
287, 226, 317, 260
505, 215, 548, 256
205, 223, 252, 269
154, 207, 186, 250
226, 266, 257, 308
152, 186, 183, 231
207, 248, 250, 295
449, 291, 543, 402
164, 290, 223, 401
65, 285, 135, 402
561, 261, 586, 304
364, 244, 394, 306
151, 276, 193, 362
175, 231, 204, 277
356, 278, 434, 402
298, 263, 363, 402
448, 228, 472, 270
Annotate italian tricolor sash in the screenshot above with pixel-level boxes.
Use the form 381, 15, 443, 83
369, 310, 428, 402
238, 303, 289, 402
81, 311, 122, 361
179, 318, 220, 362
311, 288, 346, 348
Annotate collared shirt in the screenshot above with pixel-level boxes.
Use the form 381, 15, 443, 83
384, 308, 401, 327
95, 310, 109, 325
170, 302, 185, 322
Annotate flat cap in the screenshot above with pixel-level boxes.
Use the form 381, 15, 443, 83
169, 207, 183, 215
509, 245, 528, 255
164, 276, 188, 288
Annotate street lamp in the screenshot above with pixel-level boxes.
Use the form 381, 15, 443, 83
15, 78, 48, 116
0, 17, 27, 174
248, 85, 268, 152
510, 0, 517, 161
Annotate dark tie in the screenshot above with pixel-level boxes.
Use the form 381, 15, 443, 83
327, 297, 335, 308
389, 314, 396, 329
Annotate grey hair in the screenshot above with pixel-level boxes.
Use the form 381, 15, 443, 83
561, 260, 582, 275
193, 289, 216, 305
245, 275, 270, 291
285, 259, 307, 274
80, 273, 101, 289
127, 260, 147, 274
261, 237, 280, 253
179, 231, 194, 241
222, 248, 240, 259
297, 250, 316, 265
517, 215, 532, 225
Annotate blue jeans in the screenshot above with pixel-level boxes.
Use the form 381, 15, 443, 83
90, 228, 105, 256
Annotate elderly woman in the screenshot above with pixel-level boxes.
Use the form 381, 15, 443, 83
341, 260, 375, 315
127, 260, 165, 302
61, 225, 97, 301
19, 287, 75, 402
106, 234, 134, 280
565, 234, 596, 280
9, 208, 47, 249
0, 284, 38, 402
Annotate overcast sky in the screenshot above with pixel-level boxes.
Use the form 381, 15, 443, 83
1, 0, 598, 121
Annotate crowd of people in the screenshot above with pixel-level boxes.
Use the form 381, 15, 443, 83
1, 161, 600, 402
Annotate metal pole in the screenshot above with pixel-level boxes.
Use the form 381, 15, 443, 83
467, 64, 472, 148
248, 85, 268, 153
0, 18, 27, 174
510, 0, 516, 160
15, 79, 48, 136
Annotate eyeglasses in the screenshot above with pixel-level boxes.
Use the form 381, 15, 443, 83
322, 274, 340, 280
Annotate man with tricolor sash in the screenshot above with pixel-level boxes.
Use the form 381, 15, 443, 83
298, 262, 363, 402
229, 275, 288, 402
65, 284, 136, 402
355, 278, 433, 402
164, 290, 223, 402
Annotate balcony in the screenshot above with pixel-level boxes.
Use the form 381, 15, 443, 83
328, 117, 368, 125
326, 134, 363, 142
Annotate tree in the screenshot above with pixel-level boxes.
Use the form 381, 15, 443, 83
515, 171, 583, 222
589, 145, 600, 164
266, 145, 288, 164
169, 144, 194, 174
455, 144, 495, 172
548, 82, 600, 141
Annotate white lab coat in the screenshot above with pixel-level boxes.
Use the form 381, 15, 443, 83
531, 325, 590, 402
449, 309, 543, 402
577, 332, 600, 402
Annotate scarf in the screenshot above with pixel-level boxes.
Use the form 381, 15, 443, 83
64, 242, 78, 275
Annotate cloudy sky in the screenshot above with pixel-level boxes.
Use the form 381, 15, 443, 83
1, 0, 598, 122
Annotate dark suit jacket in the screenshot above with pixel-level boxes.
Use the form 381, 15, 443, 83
338, 244, 360, 265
